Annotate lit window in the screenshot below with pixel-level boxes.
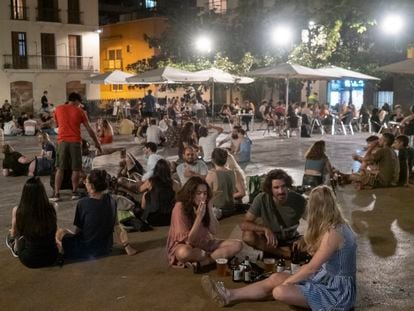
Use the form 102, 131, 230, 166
209, 0, 227, 14
145, 0, 157, 9
112, 84, 123, 92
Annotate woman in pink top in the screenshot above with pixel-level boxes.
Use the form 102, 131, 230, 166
166, 176, 242, 272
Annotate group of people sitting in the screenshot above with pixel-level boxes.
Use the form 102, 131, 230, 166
302, 134, 414, 190
6, 166, 357, 311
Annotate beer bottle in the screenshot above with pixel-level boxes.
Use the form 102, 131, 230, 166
276, 258, 285, 273
243, 256, 253, 283
231, 257, 243, 283
290, 247, 300, 274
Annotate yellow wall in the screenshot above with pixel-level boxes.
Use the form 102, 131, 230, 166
99, 17, 167, 99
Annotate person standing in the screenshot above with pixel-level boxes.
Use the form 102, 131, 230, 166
142, 90, 156, 119
41, 91, 49, 110
51, 92, 102, 201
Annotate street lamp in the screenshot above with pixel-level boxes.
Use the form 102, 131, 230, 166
195, 36, 212, 53
272, 25, 293, 46
381, 14, 404, 35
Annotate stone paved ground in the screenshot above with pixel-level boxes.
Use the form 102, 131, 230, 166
0, 127, 413, 310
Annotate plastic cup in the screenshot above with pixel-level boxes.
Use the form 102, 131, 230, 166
263, 258, 275, 273
216, 258, 228, 276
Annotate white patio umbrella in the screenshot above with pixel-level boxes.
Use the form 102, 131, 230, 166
191, 67, 255, 116
82, 70, 135, 84
317, 65, 380, 80
248, 63, 340, 113
126, 66, 203, 84
376, 59, 414, 75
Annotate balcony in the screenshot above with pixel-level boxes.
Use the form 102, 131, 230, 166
67, 10, 83, 24
36, 7, 61, 23
102, 59, 123, 71
3, 54, 94, 71
10, 5, 29, 20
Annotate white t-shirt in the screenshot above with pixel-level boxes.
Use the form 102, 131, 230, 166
24, 119, 37, 136
142, 153, 163, 181
176, 160, 209, 185
199, 129, 220, 162
146, 125, 163, 145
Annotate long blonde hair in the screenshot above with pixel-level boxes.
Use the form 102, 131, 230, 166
304, 185, 346, 254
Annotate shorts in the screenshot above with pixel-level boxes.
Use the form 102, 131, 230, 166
56, 141, 82, 170
142, 111, 154, 118
35, 157, 54, 176
62, 234, 110, 260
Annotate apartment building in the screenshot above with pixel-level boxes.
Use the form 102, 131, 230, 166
100, 16, 167, 99
0, 0, 100, 114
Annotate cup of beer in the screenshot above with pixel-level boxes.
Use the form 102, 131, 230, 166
216, 258, 228, 277
263, 258, 276, 273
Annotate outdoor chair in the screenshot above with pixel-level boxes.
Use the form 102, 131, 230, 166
310, 117, 325, 135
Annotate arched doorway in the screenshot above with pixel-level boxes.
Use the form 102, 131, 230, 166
66, 80, 86, 100
10, 81, 34, 115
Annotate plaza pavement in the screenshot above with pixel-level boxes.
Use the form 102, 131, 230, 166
0, 128, 413, 310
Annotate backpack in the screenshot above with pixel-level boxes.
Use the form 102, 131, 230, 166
248, 175, 265, 203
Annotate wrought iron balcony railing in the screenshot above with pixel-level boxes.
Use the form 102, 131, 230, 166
3, 54, 94, 71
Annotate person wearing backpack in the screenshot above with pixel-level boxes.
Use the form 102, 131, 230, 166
240, 169, 307, 258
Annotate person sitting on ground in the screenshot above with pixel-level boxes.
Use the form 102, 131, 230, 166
235, 128, 252, 163
176, 146, 208, 186
206, 148, 245, 218
347, 133, 399, 188
217, 125, 242, 152
166, 176, 242, 272
39, 111, 56, 135
56, 169, 137, 260
393, 135, 412, 186
302, 140, 333, 188
98, 119, 114, 144
198, 124, 224, 163
159, 114, 171, 133
139, 159, 179, 226
165, 120, 181, 148
146, 118, 165, 146
240, 169, 307, 258
6, 177, 59, 268
117, 142, 161, 194
3, 117, 23, 136
23, 114, 38, 136
202, 186, 357, 311
178, 121, 198, 160
2, 144, 36, 176
35, 132, 56, 176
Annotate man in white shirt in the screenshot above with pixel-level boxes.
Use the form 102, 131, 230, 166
142, 142, 163, 181
176, 147, 208, 185
146, 119, 164, 145
198, 124, 224, 163
158, 114, 171, 133
23, 115, 37, 136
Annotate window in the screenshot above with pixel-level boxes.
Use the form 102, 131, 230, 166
111, 84, 123, 92
145, 0, 156, 9
11, 0, 27, 20
68, 34, 82, 69
107, 48, 122, 69
208, 0, 227, 14
41, 33, 56, 69
67, 0, 81, 24
37, 0, 60, 22
11, 32, 28, 68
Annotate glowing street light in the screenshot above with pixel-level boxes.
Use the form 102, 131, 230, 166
272, 25, 293, 46
381, 14, 404, 35
195, 36, 212, 53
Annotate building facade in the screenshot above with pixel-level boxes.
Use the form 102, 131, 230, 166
99, 16, 167, 99
0, 0, 100, 114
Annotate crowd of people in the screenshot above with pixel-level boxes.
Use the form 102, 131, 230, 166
2, 90, 414, 310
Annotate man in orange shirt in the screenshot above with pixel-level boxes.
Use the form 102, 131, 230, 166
51, 92, 102, 201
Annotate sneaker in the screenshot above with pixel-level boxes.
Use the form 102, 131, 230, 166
6, 232, 18, 258
49, 193, 61, 202
201, 275, 230, 307
71, 192, 82, 200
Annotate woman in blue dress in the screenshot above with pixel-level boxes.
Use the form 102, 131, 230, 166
202, 185, 357, 310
